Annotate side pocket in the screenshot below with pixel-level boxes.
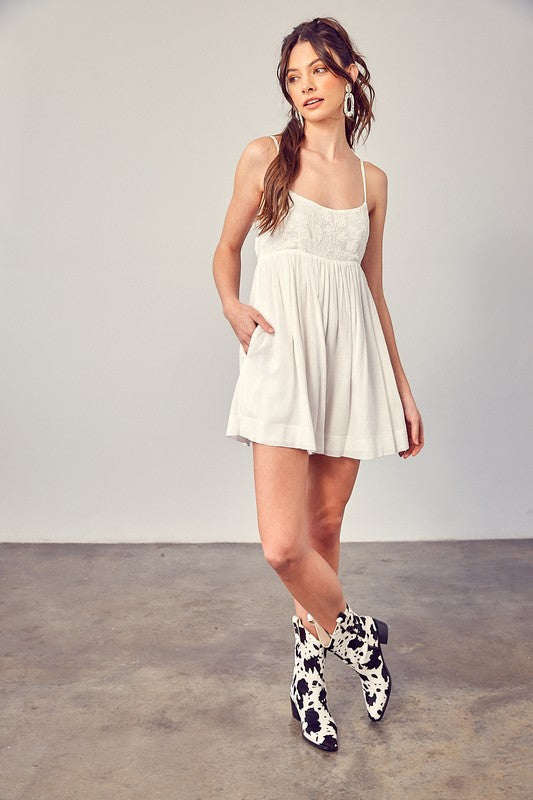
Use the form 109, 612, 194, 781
243, 324, 262, 356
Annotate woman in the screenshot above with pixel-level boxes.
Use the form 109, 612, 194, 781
213, 17, 424, 752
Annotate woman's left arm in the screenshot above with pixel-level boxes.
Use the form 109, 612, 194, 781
361, 164, 424, 457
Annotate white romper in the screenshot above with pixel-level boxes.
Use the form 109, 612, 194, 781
225, 134, 409, 459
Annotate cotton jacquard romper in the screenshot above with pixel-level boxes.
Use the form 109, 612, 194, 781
225, 134, 409, 459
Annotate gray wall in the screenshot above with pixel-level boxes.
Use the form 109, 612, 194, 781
1, 0, 532, 542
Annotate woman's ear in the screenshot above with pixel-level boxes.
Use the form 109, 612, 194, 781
349, 64, 359, 84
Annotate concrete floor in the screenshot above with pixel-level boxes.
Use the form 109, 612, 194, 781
0, 540, 530, 800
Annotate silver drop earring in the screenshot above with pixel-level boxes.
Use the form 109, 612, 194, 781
294, 108, 304, 127
343, 82, 355, 119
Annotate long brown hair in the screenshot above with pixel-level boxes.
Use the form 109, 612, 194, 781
256, 16, 375, 236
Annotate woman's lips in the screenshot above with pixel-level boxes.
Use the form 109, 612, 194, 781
303, 98, 324, 109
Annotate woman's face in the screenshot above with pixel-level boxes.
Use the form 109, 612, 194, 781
286, 40, 357, 121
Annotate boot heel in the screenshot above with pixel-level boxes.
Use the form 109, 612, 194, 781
290, 696, 300, 721
374, 618, 388, 644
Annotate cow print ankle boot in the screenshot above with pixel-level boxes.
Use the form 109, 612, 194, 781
307, 603, 392, 722
289, 615, 338, 752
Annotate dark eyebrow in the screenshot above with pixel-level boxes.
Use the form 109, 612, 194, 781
287, 57, 323, 75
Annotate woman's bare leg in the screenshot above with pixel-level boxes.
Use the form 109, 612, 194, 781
253, 443, 349, 633
293, 454, 361, 637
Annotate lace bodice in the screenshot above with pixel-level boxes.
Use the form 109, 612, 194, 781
254, 191, 370, 263
254, 134, 370, 263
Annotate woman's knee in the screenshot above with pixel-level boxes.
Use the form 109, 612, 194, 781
262, 540, 307, 574
309, 511, 344, 549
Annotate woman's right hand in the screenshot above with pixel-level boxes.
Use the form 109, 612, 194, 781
224, 300, 275, 354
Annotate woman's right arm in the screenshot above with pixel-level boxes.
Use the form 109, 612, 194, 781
212, 137, 276, 351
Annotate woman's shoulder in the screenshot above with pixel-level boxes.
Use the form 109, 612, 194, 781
239, 135, 279, 163
361, 158, 387, 184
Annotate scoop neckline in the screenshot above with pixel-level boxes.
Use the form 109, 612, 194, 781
289, 190, 367, 213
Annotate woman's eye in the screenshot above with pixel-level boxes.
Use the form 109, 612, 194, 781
288, 67, 326, 83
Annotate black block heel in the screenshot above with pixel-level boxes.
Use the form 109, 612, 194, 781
374, 618, 389, 644
290, 696, 300, 721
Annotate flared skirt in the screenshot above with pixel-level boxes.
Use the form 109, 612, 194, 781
225, 248, 409, 459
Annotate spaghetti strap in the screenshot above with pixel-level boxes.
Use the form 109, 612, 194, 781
360, 158, 367, 204
269, 134, 280, 153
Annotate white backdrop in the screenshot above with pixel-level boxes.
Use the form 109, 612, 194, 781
1, 0, 532, 542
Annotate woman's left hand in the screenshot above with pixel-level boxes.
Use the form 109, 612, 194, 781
398, 394, 424, 458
